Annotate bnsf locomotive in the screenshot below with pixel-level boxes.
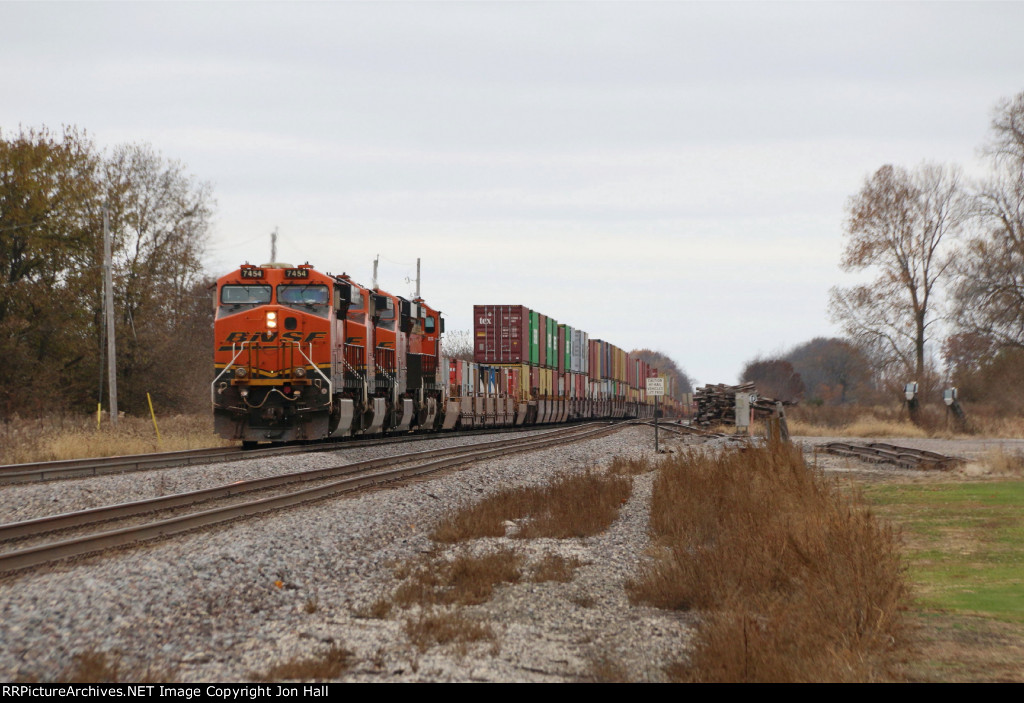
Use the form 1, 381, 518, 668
213, 262, 674, 444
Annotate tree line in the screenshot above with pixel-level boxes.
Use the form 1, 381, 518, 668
743, 91, 1024, 413
0, 126, 214, 417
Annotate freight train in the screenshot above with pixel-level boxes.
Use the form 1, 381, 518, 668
212, 262, 678, 445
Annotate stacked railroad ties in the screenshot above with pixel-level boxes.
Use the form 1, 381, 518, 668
454, 305, 679, 426
693, 382, 792, 428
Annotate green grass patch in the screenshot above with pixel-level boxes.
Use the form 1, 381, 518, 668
861, 480, 1024, 621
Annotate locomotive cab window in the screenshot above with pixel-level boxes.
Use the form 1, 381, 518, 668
377, 297, 396, 331
219, 285, 271, 317
277, 285, 330, 317
424, 316, 435, 333
346, 289, 365, 322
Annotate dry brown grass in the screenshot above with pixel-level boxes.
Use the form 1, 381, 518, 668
252, 644, 352, 682
403, 610, 497, 653
528, 554, 584, 583
0, 413, 227, 465
608, 455, 655, 475
789, 402, 1024, 439
789, 414, 929, 438
969, 414, 1024, 439
980, 447, 1024, 476
430, 469, 632, 542
628, 442, 909, 682
391, 547, 523, 608
54, 650, 176, 683
587, 654, 632, 682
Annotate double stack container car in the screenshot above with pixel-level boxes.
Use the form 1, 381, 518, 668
471, 304, 669, 425
213, 262, 672, 445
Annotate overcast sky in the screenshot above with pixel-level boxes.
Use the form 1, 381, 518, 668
4, 1, 1023, 386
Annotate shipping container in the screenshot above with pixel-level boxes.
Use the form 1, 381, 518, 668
472, 305, 531, 364
561, 324, 571, 372
570, 329, 582, 373
529, 311, 540, 365
547, 316, 557, 368
556, 325, 566, 373
491, 363, 531, 400
540, 313, 548, 368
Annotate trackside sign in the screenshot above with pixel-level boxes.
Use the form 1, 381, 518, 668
646, 378, 665, 396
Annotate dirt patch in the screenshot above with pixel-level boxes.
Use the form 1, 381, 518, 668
906, 613, 1024, 683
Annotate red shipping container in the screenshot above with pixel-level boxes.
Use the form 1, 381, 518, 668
473, 305, 531, 364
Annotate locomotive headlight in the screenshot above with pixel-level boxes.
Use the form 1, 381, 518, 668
234, 367, 248, 378
294, 366, 306, 377
239, 388, 249, 398
266, 311, 278, 328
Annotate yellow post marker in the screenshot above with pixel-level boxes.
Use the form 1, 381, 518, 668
97, 403, 102, 430
147, 393, 161, 444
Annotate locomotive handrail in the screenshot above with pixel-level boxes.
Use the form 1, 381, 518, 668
337, 345, 369, 405
211, 341, 251, 405
339, 347, 365, 380
295, 341, 333, 400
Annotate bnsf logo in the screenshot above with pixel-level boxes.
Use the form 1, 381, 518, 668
218, 331, 326, 351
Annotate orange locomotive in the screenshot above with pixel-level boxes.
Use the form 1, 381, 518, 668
213, 262, 444, 445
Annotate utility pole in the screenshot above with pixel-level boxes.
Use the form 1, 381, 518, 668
271, 226, 278, 262
373, 255, 379, 290
103, 205, 118, 426
415, 258, 421, 298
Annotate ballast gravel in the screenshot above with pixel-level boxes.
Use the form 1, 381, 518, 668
0, 426, 700, 683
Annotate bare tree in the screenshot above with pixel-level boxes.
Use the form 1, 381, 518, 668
629, 348, 692, 397
952, 93, 1024, 349
829, 163, 966, 383
740, 358, 804, 403
783, 337, 874, 405
103, 143, 214, 412
441, 329, 474, 362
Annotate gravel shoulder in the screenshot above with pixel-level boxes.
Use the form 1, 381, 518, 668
2, 428, 1015, 682
0, 426, 693, 682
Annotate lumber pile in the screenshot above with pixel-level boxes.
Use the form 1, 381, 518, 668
694, 383, 792, 426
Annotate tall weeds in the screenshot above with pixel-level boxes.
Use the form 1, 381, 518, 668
0, 413, 226, 464
430, 469, 632, 542
629, 442, 909, 682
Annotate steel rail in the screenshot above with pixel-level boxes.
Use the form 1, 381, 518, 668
634, 421, 750, 442
821, 441, 960, 470
0, 423, 583, 484
0, 422, 624, 574
0, 422, 607, 542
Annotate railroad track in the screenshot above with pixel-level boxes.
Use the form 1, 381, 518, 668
0, 424, 564, 484
636, 420, 751, 442
0, 421, 625, 575
821, 441, 960, 470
